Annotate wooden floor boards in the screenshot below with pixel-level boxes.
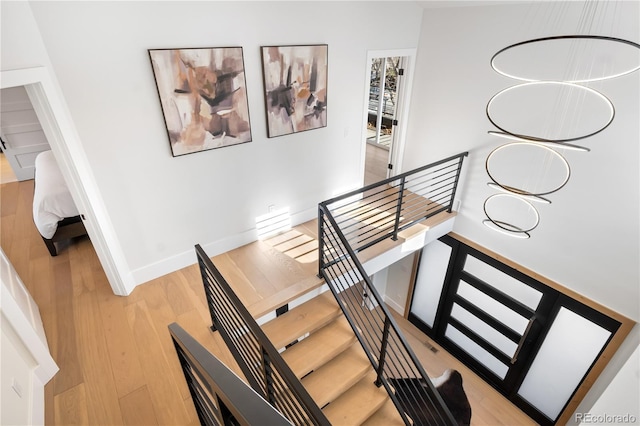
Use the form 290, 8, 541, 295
364, 142, 388, 186
1, 179, 534, 425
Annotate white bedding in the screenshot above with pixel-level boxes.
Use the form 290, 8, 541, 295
33, 150, 80, 239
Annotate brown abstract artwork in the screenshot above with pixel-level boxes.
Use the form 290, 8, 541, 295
261, 45, 327, 138
149, 47, 252, 156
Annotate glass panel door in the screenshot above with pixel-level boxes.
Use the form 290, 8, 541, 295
517, 306, 612, 421
367, 57, 400, 149
409, 236, 623, 426
364, 56, 403, 185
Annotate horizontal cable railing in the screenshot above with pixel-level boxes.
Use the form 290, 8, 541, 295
318, 152, 468, 425
169, 322, 292, 426
196, 245, 330, 426
321, 152, 468, 254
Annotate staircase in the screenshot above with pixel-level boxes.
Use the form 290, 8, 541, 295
191, 152, 469, 425
261, 291, 403, 425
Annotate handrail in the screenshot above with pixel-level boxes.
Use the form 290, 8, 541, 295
169, 322, 292, 426
196, 245, 329, 426
317, 151, 468, 425
320, 152, 468, 254
321, 151, 468, 207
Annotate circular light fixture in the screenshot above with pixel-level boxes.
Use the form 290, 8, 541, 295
491, 35, 640, 83
487, 131, 591, 152
486, 182, 551, 204
486, 81, 615, 143
483, 193, 540, 239
486, 142, 571, 197
483, 220, 531, 239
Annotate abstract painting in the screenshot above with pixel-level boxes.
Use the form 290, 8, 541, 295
149, 47, 252, 156
261, 45, 327, 138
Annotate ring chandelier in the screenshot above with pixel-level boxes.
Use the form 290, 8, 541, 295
486, 142, 571, 197
483, 193, 540, 239
484, 33, 640, 238
491, 35, 640, 83
486, 81, 616, 144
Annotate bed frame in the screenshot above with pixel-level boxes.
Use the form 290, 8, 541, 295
41, 215, 87, 256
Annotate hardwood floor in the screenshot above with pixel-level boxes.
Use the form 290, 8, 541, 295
364, 142, 389, 186
0, 152, 19, 184
1, 179, 534, 425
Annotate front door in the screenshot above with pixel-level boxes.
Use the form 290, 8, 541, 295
1, 86, 51, 181
408, 235, 622, 425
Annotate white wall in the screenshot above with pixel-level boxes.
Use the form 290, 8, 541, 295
24, 1, 424, 284
405, 1, 639, 419
406, 1, 639, 323
1, 2, 135, 295
586, 344, 640, 424
0, 1, 50, 70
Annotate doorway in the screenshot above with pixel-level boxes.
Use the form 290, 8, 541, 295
0, 67, 131, 295
407, 235, 627, 425
362, 50, 415, 186
1, 85, 52, 182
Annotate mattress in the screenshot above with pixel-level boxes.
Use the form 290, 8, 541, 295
33, 150, 80, 239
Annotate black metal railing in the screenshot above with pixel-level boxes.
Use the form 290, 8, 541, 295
320, 152, 468, 255
196, 245, 329, 426
169, 322, 292, 426
317, 152, 468, 425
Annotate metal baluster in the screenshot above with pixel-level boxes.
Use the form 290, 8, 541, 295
448, 153, 469, 212
317, 206, 325, 277
392, 177, 406, 240
261, 347, 277, 406
375, 317, 392, 387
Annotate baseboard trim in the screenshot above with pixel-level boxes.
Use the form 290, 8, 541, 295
384, 295, 405, 317
129, 206, 318, 290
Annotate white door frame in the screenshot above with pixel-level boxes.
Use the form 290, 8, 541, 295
0, 67, 133, 295
360, 48, 417, 181
0, 85, 52, 181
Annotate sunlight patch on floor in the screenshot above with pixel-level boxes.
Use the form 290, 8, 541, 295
263, 229, 318, 264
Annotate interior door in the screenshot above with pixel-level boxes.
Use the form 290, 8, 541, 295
0, 86, 51, 181
364, 56, 405, 186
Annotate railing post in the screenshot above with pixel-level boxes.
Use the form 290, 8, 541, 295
375, 317, 392, 387
261, 347, 277, 405
317, 206, 325, 277
318, 205, 458, 425
448, 153, 468, 213
391, 176, 406, 240
198, 259, 218, 332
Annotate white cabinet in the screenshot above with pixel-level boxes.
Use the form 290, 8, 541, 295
0, 248, 58, 425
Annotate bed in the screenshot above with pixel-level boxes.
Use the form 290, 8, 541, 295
33, 150, 87, 256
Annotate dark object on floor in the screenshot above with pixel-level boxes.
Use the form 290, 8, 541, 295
41, 216, 87, 256
390, 369, 472, 426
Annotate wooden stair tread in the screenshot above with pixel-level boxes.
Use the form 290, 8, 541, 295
247, 275, 325, 319
281, 316, 356, 378
361, 397, 405, 426
301, 345, 371, 408
261, 291, 340, 349
323, 372, 389, 426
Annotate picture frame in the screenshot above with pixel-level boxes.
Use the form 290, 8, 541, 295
260, 44, 328, 138
149, 47, 252, 157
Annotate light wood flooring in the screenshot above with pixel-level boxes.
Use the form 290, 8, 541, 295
1, 152, 19, 184
1, 179, 535, 425
364, 142, 389, 186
